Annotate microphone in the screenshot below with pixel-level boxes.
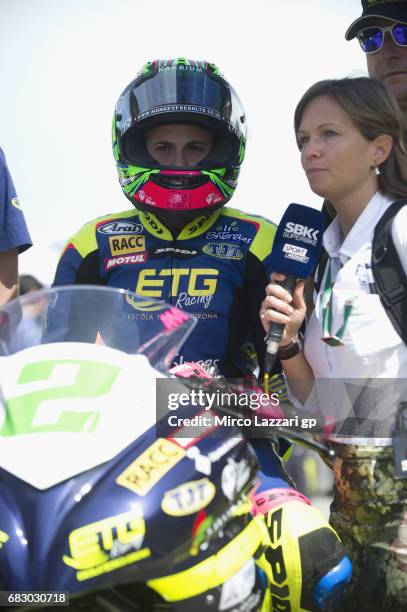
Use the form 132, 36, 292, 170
264, 203, 324, 376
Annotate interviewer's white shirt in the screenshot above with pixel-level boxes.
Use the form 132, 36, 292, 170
298, 192, 407, 444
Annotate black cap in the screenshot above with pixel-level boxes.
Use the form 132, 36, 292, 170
345, 0, 407, 41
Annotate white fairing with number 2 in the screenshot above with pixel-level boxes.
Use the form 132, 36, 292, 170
0, 343, 163, 489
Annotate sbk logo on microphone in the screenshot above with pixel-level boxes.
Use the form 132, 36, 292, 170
283, 222, 320, 245
284, 222, 320, 240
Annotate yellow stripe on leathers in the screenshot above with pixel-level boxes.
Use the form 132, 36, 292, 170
147, 517, 268, 601
57, 209, 138, 260
260, 500, 341, 611
221, 207, 277, 260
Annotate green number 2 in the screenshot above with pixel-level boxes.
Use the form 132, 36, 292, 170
1, 360, 120, 436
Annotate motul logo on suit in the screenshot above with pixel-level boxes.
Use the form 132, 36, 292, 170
105, 253, 147, 270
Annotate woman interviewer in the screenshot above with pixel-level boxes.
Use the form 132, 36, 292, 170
260, 77, 407, 611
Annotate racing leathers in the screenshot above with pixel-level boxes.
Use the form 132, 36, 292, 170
53, 206, 276, 375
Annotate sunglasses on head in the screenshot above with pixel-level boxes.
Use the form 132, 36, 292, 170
357, 23, 407, 54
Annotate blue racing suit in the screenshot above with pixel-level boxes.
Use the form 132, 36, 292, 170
53, 206, 277, 376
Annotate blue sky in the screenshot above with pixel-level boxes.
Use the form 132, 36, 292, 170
0, 0, 366, 283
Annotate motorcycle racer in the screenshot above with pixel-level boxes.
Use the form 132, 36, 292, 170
47, 59, 352, 608
52, 58, 277, 376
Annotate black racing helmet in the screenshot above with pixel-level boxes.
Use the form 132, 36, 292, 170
112, 58, 246, 221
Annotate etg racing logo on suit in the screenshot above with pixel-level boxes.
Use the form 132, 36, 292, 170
135, 268, 218, 309
202, 243, 243, 260
98, 221, 143, 235
109, 235, 146, 255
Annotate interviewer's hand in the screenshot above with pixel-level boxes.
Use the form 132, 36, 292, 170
260, 272, 306, 345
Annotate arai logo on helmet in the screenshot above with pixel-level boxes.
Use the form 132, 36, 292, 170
98, 221, 143, 235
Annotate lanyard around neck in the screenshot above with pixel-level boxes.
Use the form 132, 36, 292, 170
321, 260, 354, 347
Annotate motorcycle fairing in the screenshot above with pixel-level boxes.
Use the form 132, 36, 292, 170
0, 400, 260, 598
0, 343, 162, 489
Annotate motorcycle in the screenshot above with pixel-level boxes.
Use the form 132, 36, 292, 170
0, 286, 351, 611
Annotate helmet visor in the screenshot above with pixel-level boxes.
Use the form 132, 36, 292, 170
116, 67, 245, 138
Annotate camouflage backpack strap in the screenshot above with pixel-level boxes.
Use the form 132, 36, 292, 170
372, 199, 407, 345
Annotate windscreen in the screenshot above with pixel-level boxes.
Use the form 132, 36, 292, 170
0, 285, 195, 370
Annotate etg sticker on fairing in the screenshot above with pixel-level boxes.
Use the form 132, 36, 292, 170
63, 508, 150, 581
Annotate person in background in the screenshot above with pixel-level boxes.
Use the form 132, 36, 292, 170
9, 274, 46, 352
313, 0, 407, 518
0, 148, 32, 305
260, 76, 407, 610
321, 1, 407, 229
345, 0, 407, 117
19, 274, 43, 296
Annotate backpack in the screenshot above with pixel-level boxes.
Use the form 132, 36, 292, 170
315, 199, 407, 344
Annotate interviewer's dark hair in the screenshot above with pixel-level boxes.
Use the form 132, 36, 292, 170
294, 77, 407, 199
